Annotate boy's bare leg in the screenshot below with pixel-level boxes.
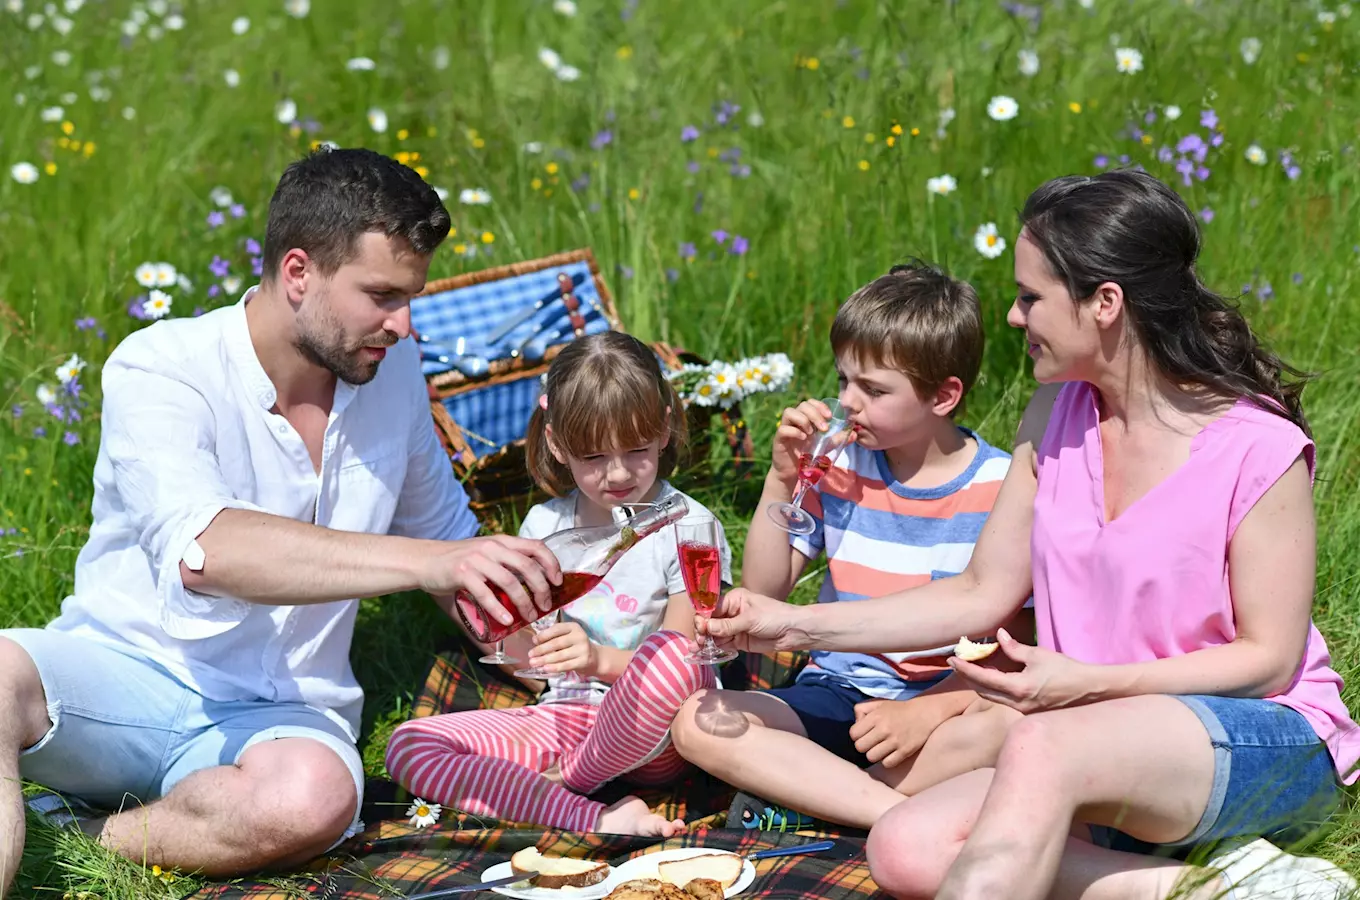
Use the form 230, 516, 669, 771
671, 689, 906, 830
868, 699, 1021, 797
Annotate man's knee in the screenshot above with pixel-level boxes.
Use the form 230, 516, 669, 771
0, 637, 54, 750
237, 738, 357, 859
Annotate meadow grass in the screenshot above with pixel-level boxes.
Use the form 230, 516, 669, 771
2, 0, 1359, 895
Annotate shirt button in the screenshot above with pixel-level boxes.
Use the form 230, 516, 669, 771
277, 424, 288, 435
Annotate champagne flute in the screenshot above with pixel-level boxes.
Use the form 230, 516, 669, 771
766, 398, 854, 536
676, 515, 737, 665
479, 638, 520, 666
513, 609, 560, 679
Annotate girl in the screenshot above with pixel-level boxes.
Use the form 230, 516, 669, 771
700, 171, 1359, 899
386, 331, 732, 837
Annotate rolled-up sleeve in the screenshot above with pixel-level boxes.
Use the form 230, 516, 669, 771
101, 353, 266, 640
386, 352, 481, 543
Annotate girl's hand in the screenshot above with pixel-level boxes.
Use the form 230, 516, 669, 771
948, 628, 1100, 714
770, 399, 837, 487
527, 621, 599, 676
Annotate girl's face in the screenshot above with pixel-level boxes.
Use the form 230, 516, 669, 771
551, 433, 667, 510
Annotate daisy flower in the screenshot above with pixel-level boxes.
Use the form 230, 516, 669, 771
1164, 105, 1182, 121
210, 186, 234, 208
284, 0, 310, 17
926, 174, 957, 196
367, 108, 388, 134
553, 0, 577, 14
40, 105, 63, 122
142, 290, 173, 320
56, 354, 86, 385
987, 95, 1019, 121
36, 384, 57, 406
1018, 49, 1040, 77
222, 275, 242, 294
538, 47, 562, 71
974, 223, 1007, 259
153, 263, 177, 287
1244, 145, 1267, 165
1114, 47, 1143, 74
555, 65, 581, 82
231, 15, 249, 35
459, 188, 492, 205
345, 57, 376, 72
134, 262, 158, 287
406, 798, 442, 829
1240, 36, 1262, 64
275, 98, 297, 125
223, 69, 241, 88
10, 162, 39, 184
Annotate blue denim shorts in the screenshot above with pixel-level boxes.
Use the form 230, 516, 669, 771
5, 628, 365, 841
1092, 694, 1341, 855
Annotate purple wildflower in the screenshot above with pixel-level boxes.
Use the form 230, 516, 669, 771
1157, 147, 1174, 164
75, 316, 97, 330
711, 229, 728, 244
1144, 110, 1157, 124
244, 238, 262, 255
591, 129, 613, 150
730, 235, 749, 255
63, 431, 79, 446
571, 173, 590, 192
1256, 281, 1274, 301
718, 147, 742, 163
665, 268, 679, 282
47, 404, 65, 421
1175, 158, 1195, 186
68, 409, 81, 423
229, 203, 246, 219
11, 405, 22, 419
1195, 165, 1211, 182
713, 100, 741, 126
1200, 109, 1219, 130
127, 295, 150, 319
207, 284, 222, 298
33, 427, 46, 438
64, 379, 81, 398
1093, 154, 1109, 168
209, 255, 230, 278
1292, 273, 1304, 285
1118, 154, 1131, 164
679, 242, 697, 260
1286, 165, 1301, 180
206, 211, 226, 228
251, 257, 264, 277
1199, 208, 1215, 223
193, 307, 206, 317
686, 161, 701, 174
680, 125, 700, 142
1210, 133, 1224, 148
1176, 134, 1206, 155
730, 163, 751, 178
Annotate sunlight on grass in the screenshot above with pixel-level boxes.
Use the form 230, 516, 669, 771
2, 0, 1359, 897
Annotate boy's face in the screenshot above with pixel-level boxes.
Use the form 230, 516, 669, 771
835, 352, 962, 451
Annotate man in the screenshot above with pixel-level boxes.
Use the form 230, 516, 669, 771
0, 148, 559, 893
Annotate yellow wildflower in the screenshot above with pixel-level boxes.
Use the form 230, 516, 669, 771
545, 162, 559, 174
415, 166, 429, 177
805, 57, 819, 70
910, 127, 920, 136
397, 128, 409, 141
842, 115, 855, 129
628, 187, 641, 200
886, 135, 896, 147
480, 231, 495, 244
864, 133, 876, 143
44, 162, 57, 176
61, 121, 75, 136
617, 45, 633, 59
453, 243, 467, 254
531, 177, 543, 190
857, 159, 870, 171
1069, 101, 1082, 114
891, 123, 903, 135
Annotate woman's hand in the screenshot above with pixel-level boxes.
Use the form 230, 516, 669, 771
527, 621, 599, 676
699, 587, 810, 654
948, 628, 1100, 714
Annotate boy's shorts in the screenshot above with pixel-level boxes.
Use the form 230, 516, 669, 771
758, 673, 939, 767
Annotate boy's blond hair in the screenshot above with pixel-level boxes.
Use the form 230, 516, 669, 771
830, 260, 984, 418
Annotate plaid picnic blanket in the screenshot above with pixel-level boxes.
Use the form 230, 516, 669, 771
184, 639, 887, 899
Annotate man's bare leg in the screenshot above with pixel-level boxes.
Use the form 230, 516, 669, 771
0, 639, 59, 898
92, 738, 356, 875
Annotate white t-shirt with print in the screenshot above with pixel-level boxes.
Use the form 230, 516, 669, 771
518, 481, 732, 705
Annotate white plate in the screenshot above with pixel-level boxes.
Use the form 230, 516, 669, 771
607, 848, 756, 898
479, 860, 615, 900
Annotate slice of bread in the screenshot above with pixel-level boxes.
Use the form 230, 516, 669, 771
657, 854, 743, 889
955, 636, 999, 661
683, 877, 725, 900
509, 846, 609, 889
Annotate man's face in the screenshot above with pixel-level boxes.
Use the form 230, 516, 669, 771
294, 232, 431, 385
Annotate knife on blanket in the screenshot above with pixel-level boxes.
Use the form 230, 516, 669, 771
402, 872, 527, 898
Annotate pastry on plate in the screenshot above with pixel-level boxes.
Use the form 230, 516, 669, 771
658, 853, 743, 889
510, 846, 610, 889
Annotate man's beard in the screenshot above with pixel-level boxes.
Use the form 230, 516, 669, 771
295, 304, 391, 386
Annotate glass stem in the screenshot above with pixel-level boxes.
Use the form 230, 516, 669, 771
787, 479, 812, 513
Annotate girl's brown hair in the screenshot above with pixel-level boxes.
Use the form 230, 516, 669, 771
525, 332, 688, 497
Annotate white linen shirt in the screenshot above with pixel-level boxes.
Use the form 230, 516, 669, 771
49, 288, 480, 740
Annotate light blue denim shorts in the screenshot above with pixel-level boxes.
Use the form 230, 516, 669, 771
1093, 694, 1340, 855
5, 628, 364, 840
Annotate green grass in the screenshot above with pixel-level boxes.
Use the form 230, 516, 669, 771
2, 0, 1359, 895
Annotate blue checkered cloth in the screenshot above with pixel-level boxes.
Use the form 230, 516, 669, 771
412, 260, 612, 459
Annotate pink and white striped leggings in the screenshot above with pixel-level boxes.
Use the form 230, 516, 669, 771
385, 630, 715, 832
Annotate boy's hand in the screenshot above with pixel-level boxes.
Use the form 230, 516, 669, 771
527, 622, 599, 676
850, 690, 975, 767
770, 399, 838, 487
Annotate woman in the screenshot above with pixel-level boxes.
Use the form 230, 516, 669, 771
701, 171, 1359, 899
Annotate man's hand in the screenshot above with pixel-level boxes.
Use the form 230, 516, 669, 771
526, 621, 599, 676
849, 691, 975, 768
698, 587, 808, 654
422, 535, 561, 627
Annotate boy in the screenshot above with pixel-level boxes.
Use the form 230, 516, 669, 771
671, 261, 1029, 830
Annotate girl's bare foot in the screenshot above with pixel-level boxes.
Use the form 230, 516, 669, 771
595, 796, 686, 838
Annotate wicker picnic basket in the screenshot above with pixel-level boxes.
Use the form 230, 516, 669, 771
413, 248, 752, 529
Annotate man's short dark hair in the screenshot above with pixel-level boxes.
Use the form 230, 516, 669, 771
262, 147, 451, 280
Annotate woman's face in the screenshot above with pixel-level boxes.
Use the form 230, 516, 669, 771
1006, 229, 1109, 384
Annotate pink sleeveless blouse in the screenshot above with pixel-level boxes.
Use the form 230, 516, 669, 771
1032, 382, 1360, 783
